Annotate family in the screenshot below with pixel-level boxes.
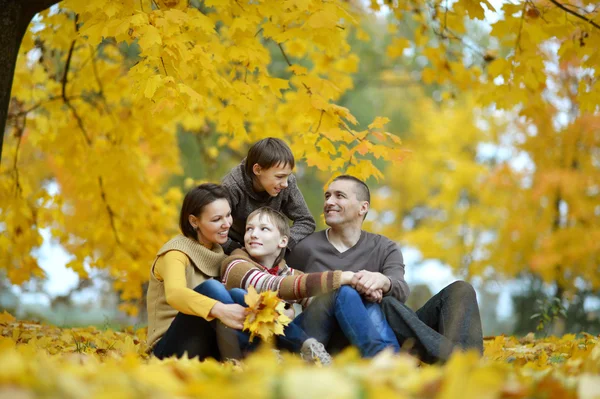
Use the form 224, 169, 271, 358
146, 138, 484, 364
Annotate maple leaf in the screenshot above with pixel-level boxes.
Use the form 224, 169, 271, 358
368, 116, 390, 130
0, 311, 16, 325
243, 287, 291, 342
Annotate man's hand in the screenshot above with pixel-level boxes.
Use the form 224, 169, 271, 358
209, 302, 246, 330
363, 289, 383, 303
351, 270, 391, 297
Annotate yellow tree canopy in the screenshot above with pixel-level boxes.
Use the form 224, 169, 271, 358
378, 0, 600, 294
1, 0, 402, 313
2, 0, 599, 309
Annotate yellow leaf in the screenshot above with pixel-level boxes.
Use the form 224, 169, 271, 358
318, 138, 337, 155
138, 25, 162, 50
244, 286, 260, 308
306, 9, 337, 29
368, 116, 390, 130
144, 75, 163, 99
422, 67, 436, 84
487, 58, 509, 78
289, 65, 308, 75
0, 311, 16, 325
387, 38, 410, 59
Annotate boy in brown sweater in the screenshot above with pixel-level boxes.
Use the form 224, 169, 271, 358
221, 138, 316, 254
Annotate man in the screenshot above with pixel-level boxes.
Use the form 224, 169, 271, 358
287, 175, 483, 363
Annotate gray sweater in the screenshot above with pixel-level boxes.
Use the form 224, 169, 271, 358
221, 160, 316, 251
286, 230, 410, 303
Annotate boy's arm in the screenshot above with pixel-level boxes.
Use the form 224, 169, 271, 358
221, 255, 344, 300
282, 175, 316, 250
221, 172, 241, 207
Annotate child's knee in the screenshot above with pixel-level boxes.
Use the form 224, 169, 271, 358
194, 279, 227, 295
337, 285, 361, 302
338, 285, 359, 296
229, 288, 248, 306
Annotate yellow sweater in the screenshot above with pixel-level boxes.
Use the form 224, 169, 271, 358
146, 235, 226, 350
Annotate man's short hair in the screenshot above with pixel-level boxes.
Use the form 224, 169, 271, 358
332, 175, 370, 203
245, 138, 295, 177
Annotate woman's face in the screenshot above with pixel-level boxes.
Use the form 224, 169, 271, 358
190, 198, 232, 246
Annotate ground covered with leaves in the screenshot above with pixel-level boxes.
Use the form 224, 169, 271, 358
1, 311, 599, 399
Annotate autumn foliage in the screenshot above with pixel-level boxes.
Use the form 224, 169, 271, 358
2, 310, 600, 398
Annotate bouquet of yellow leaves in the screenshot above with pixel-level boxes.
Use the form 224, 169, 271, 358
243, 287, 291, 342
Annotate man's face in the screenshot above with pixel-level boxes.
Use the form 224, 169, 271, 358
323, 179, 366, 227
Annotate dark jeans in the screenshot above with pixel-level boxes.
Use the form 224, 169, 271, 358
381, 280, 484, 364
152, 279, 246, 360
296, 286, 400, 358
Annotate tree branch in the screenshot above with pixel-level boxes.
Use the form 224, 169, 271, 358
160, 57, 169, 76
277, 42, 292, 66
12, 114, 26, 196
62, 40, 92, 146
277, 42, 312, 94
98, 176, 122, 245
315, 109, 325, 133
24, 0, 59, 17
549, 0, 600, 31
89, 45, 118, 137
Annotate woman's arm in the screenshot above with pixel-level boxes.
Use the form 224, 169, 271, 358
156, 251, 245, 328
156, 251, 218, 320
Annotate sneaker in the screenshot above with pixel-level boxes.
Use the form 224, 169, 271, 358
300, 338, 332, 366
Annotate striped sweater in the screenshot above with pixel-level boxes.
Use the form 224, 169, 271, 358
221, 249, 342, 303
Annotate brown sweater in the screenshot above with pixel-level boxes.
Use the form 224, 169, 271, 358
221, 160, 316, 251
221, 248, 342, 301
146, 235, 226, 349
286, 230, 410, 303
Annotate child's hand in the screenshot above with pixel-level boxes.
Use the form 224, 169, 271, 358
341, 271, 355, 285
210, 302, 246, 329
283, 307, 295, 320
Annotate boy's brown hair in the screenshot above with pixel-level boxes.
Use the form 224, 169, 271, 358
246, 207, 290, 266
244, 138, 295, 177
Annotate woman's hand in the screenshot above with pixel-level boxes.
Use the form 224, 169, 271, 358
209, 302, 246, 330
341, 271, 355, 285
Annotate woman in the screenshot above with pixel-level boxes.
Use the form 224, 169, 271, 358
146, 183, 247, 360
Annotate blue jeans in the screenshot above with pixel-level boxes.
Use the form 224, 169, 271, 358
296, 286, 400, 358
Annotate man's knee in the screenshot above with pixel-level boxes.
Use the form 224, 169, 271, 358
446, 280, 477, 301
380, 295, 399, 313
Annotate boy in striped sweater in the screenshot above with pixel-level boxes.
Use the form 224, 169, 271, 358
221, 207, 400, 360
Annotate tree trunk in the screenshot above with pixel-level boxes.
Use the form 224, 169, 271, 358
0, 0, 58, 165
